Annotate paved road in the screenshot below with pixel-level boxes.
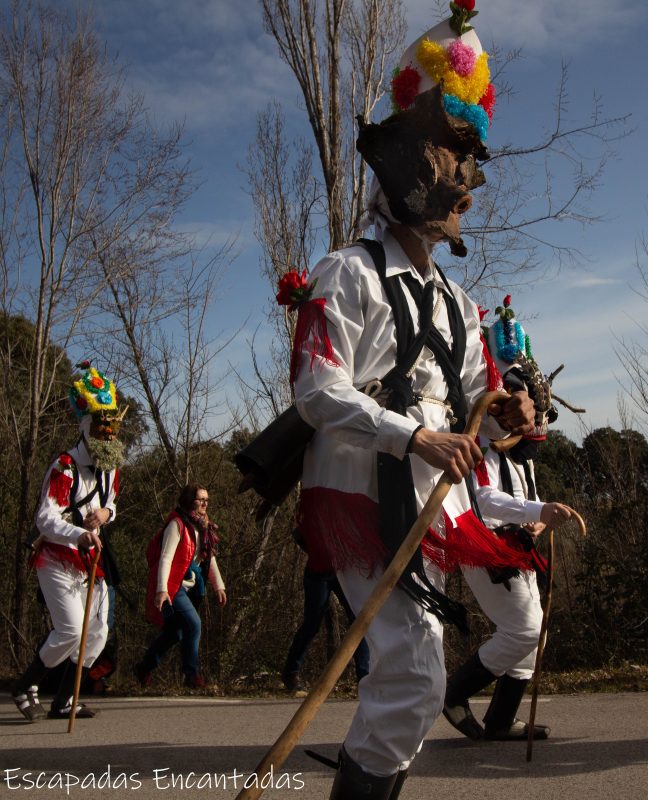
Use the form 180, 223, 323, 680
1, 693, 647, 799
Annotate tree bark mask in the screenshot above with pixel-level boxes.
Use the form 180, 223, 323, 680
357, 84, 489, 257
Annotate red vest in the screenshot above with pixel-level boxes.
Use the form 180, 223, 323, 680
145, 511, 196, 628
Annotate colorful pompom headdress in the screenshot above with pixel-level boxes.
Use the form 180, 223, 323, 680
391, 0, 494, 142
69, 360, 125, 422
483, 296, 585, 439
355, 1, 492, 256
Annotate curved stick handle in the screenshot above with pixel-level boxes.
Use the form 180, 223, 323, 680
567, 507, 587, 537
234, 391, 509, 800
67, 547, 101, 734
489, 434, 522, 453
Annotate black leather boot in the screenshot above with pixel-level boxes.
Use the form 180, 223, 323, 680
443, 652, 496, 740
329, 748, 399, 799
11, 654, 48, 721
483, 675, 550, 740
48, 661, 98, 719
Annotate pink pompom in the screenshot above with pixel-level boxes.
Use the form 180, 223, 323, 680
447, 40, 476, 77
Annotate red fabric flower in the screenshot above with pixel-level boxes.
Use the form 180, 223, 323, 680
391, 66, 421, 111
276, 270, 310, 308
503, 294, 512, 307
479, 83, 496, 120
91, 376, 104, 389
455, 0, 476, 10
76, 396, 88, 410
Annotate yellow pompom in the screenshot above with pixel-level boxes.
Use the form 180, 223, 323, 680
443, 52, 490, 105
416, 40, 449, 84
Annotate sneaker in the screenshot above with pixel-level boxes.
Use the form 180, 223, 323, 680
47, 703, 98, 719
12, 685, 46, 722
134, 662, 153, 688
184, 673, 206, 689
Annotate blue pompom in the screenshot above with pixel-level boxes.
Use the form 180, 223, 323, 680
443, 94, 489, 141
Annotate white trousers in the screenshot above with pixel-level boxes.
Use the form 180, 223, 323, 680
337, 568, 446, 777
36, 555, 109, 669
461, 567, 542, 679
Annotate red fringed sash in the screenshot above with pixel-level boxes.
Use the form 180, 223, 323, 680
422, 509, 533, 573
298, 487, 385, 574
290, 298, 340, 384
32, 542, 105, 578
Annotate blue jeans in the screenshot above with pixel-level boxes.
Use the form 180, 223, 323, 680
142, 587, 202, 677
284, 568, 370, 680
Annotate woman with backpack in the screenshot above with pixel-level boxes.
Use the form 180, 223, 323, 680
136, 484, 226, 689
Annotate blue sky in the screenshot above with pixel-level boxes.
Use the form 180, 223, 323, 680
58, 0, 648, 443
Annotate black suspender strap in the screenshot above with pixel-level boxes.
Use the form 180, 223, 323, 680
498, 451, 515, 497
354, 238, 468, 631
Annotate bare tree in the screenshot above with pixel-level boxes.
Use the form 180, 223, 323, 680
458, 63, 631, 296
260, 0, 407, 252
615, 236, 648, 430
0, 1, 207, 656
241, 0, 405, 415
89, 239, 239, 492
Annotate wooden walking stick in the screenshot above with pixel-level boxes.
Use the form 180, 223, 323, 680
68, 547, 101, 733
234, 390, 508, 800
526, 508, 586, 762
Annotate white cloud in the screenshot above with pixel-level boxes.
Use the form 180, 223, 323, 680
567, 276, 625, 288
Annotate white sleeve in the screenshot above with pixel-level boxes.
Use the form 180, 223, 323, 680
474, 481, 544, 525
207, 557, 225, 592
157, 520, 182, 593
294, 253, 419, 460
35, 460, 86, 546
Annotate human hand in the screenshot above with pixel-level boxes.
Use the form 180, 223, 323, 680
214, 589, 227, 607
77, 530, 102, 553
488, 391, 535, 435
522, 521, 546, 539
540, 502, 572, 529
410, 429, 483, 484
83, 507, 111, 531
155, 591, 171, 611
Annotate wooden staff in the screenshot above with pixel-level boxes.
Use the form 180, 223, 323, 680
234, 390, 509, 800
526, 508, 586, 761
68, 547, 101, 733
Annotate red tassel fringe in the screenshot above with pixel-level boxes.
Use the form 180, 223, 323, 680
480, 331, 503, 392
498, 527, 548, 574
422, 510, 533, 573
33, 542, 105, 579
290, 298, 340, 384
298, 487, 386, 574
48, 469, 72, 508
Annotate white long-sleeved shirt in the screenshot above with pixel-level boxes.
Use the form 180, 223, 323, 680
294, 230, 507, 523
473, 446, 544, 529
157, 518, 225, 593
35, 439, 117, 549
